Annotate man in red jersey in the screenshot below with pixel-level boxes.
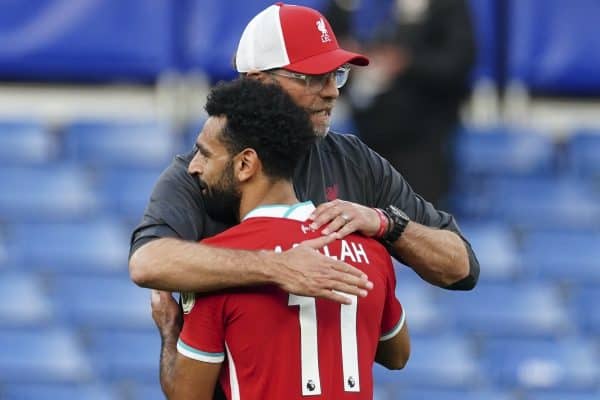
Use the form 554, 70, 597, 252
167, 78, 409, 399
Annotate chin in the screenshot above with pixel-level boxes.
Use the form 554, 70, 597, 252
313, 124, 330, 137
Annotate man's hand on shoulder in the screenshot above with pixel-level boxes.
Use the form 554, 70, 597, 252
309, 199, 382, 239
264, 235, 374, 305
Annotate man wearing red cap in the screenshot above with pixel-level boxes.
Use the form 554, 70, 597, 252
129, 3, 479, 397
168, 78, 409, 399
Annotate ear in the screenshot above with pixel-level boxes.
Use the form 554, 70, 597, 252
234, 148, 260, 182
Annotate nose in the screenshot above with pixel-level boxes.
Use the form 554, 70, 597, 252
188, 153, 203, 176
319, 73, 339, 99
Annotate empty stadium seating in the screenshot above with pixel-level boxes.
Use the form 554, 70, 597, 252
0, 166, 98, 222
468, 0, 498, 84
0, 120, 56, 165
0, 328, 92, 384
436, 282, 570, 337
454, 125, 555, 178
569, 286, 600, 334
520, 229, 600, 283
2, 384, 115, 400
482, 337, 600, 390
375, 335, 481, 389
0, 273, 53, 327
566, 129, 600, 178
6, 219, 130, 272
86, 329, 161, 383
49, 275, 154, 329
64, 120, 175, 168
507, 0, 600, 94
458, 222, 520, 281
1, 1, 600, 398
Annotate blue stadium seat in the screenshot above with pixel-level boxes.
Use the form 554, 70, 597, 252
50, 275, 153, 329
86, 329, 160, 383
7, 219, 129, 272
481, 177, 600, 228
65, 120, 175, 168
3, 384, 114, 400
459, 222, 520, 281
482, 337, 600, 390
526, 390, 600, 400
96, 168, 162, 223
468, 0, 498, 84
566, 130, 600, 178
391, 389, 513, 400
374, 336, 481, 388
181, 119, 206, 153
0, 233, 7, 267
0, 120, 56, 165
0, 1, 174, 82
181, 0, 326, 80
117, 382, 165, 400
436, 282, 569, 337
455, 126, 555, 177
394, 281, 442, 335
507, 0, 600, 94
569, 287, 600, 334
0, 327, 91, 383
0, 273, 52, 327
0, 166, 98, 222
520, 230, 600, 283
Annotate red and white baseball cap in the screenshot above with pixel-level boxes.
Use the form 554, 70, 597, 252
235, 2, 369, 75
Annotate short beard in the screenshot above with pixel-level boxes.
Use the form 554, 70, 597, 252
201, 161, 242, 225
313, 124, 330, 138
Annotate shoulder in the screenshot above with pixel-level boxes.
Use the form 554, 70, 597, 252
320, 131, 384, 168
202, 218, 301, 249
323, 131, 370, 153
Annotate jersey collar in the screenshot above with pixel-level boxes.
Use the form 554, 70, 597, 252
242, 201, 315, 222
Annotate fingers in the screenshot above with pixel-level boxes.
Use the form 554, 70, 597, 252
151, 290, 173, 307
318, 290, 353, 305
327, 257, 369, 279
310, 200, 380, 237
330, 222, 357, 239
310, 200, 345, 231
300, 234, 337, 249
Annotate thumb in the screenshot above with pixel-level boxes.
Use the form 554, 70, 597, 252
151, 289, 172, 304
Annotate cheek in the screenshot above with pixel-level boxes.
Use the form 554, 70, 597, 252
286, 87, 314, 109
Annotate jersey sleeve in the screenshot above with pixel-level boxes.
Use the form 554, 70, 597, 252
379, 258, 405, 341
177, 293, 227, 364
129, 151, 207, 256
357, 138, 480, 290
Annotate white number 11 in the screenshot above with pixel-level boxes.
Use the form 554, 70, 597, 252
288, 294, 360, 396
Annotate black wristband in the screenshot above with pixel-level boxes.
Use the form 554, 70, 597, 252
382, 205, 410, 244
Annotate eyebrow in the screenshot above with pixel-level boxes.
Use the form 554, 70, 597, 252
195, 141, 212, 158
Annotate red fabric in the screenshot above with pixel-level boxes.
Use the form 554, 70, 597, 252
179, 217, 402, 399
278, 4, 368, 74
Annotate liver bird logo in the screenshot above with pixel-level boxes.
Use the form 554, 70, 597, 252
316, 18, 331, 43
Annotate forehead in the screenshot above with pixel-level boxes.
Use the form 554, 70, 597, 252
198, 116, 227, 152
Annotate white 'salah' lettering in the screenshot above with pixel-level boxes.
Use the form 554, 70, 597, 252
274, 240, 370, 264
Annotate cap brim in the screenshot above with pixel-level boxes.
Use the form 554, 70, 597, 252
284, 48, 369, 75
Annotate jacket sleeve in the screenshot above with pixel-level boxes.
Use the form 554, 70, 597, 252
129, 151, 207, 256
360, 138, 479, 290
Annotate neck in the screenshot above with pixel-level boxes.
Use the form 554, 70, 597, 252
239, 178, 298, 220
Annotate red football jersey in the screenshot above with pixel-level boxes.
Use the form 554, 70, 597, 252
178, 202, 404, 400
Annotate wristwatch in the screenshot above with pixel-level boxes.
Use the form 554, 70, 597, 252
382, 205, 410, 244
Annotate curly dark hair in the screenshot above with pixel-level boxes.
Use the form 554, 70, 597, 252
205, 79, 315, 180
